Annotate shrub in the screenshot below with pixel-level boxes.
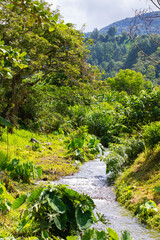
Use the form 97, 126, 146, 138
65, 126, 104, 162
12, 184, 133, 240
85, 105, 114, 146
136, 200, 158, 223
104, 136, 145, 180
143, 121, 160, 148
115, 181, 133, 205
12, 185, 106, 239
1, 158, 42, 183
107, 69, 145, 95
121, 137, 145, 164
68, 104, 88, 128
123, 89, 160, 129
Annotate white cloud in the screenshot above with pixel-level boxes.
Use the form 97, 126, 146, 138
47, 0, 157, 32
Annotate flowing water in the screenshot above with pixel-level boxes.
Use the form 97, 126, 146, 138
53, 152, 160, 240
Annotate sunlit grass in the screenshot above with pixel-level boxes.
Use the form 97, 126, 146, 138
0, 128, 78, 181
115, 144, 160, 231
0, 128, 78, 238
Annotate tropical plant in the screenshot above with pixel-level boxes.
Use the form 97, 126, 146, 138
12, 184, 106, 239
0, 158, 42, 183
136, 200, 158, 223
143, 121, 160, 149
65, 126, 104, 162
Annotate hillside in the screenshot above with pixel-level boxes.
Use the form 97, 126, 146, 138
99, 11, 160, 35
85, 11, 160, 83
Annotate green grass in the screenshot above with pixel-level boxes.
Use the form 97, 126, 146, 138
0, 128, 79, 238
115, 144, 160, 231
0, 128, 78, 181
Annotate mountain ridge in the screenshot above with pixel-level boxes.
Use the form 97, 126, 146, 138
99, 11, 160, 35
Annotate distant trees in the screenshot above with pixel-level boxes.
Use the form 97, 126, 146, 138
108, 25, 117, 37
130, 0, 160, 65
86, 25, 160, 82
86, 2, 160, 82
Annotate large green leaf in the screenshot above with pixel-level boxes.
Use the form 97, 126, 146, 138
27, 187, 43, 203
75, 207, 93, 231
107, 228, 119, 240
37, 166, 42, 178
62, 196, 74, 213
12, 195, 27, 209
54, 213, 67, 230
41, 230, 49, 239
63, 187, 80, 199
0, 116, 13, 128
47, 196, 66, 214
82, 229, 107, 240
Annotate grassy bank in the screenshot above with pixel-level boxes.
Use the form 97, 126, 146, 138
0, 128, 78, 182
0, 128, 79, 238
115, 145, 160, 231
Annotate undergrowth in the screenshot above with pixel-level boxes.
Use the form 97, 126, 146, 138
0, 128, 78, 182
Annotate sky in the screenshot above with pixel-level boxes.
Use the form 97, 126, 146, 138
47, 0, 157, 32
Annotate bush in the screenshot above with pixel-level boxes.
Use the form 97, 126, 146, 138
68, 104, 88, 128
85, 104, 114, 146
116, 181, 133, 205
136, 200, 158, 223
1, 158, 42, 183
143, 121, 160, 148
123, 89, 160, 129
107, 69, 145, 95
104, 136, 145, 180
65, 126, 104, 162
12, 185, 106, 239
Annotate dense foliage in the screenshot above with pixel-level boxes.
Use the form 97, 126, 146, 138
12, 185, 97, 238
65, 126, 104, 162
0, 0, 97, 128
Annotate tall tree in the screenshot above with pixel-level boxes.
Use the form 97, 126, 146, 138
108, 26, 117, 37
0, 0, 91, 126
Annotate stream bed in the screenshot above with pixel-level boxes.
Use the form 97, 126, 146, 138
53, 153, 160, 239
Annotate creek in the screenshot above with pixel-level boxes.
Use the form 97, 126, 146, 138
53, 152, 160, 240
